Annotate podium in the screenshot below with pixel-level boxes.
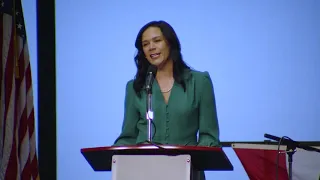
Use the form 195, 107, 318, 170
81, 144, 233, 180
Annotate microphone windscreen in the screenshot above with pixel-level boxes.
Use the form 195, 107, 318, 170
147, 65, 157, 76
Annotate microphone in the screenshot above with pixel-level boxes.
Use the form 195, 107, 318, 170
264, 133, 283, 142
145, 65, 157, 94
264, 133, 320, 153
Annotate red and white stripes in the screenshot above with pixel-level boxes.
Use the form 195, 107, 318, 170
1, 7, 40, 180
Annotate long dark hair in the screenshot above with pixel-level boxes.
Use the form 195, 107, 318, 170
133, 20, 191, 97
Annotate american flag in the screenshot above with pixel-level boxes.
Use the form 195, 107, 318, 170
0, 0, 40, 179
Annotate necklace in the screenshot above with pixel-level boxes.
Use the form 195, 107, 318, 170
160, 81, 174, 93
161, 87, 173, 93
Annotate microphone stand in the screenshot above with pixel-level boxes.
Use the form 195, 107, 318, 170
146, 89, 153, 142
286, 143, 295, 180
144, 65, 157, 144
264, 133, 320, 180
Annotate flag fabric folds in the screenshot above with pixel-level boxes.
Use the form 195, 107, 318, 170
0, 0, 40, 179
232, 143, 320, 180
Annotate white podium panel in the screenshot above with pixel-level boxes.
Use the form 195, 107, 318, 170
111, 155, 191, 180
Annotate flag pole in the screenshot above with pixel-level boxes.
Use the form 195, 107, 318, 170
13, 0, 19, 79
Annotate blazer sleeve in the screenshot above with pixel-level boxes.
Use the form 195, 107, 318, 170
197, 71, 221, 147
113, 80, 139, 146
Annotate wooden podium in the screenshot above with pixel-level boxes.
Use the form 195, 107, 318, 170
81, 144, 233, 180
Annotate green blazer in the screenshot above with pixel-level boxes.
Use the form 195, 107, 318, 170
113, 70, 220, 147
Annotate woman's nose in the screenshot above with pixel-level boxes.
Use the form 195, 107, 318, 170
149, 42, 155, 51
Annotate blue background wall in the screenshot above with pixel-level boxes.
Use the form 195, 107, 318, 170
22, 0, 320, 179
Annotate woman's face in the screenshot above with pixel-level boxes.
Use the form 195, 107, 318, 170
141, 27, 170, 68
